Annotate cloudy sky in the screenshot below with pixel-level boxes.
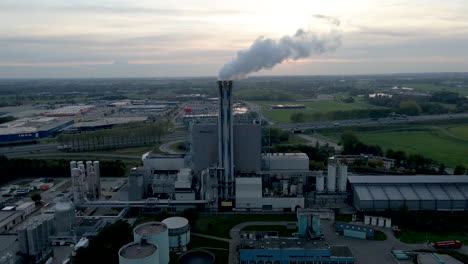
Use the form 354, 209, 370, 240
1, 0, 468, 78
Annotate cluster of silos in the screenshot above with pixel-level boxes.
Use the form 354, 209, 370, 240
17, 214, 55, 257
364, 215, 392, 228
54, 200, 76, 236
70, 161, 101, 203
318, 161, 348, 193
162, 217, 191, 252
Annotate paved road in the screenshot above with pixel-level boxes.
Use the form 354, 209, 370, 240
159, 139, 186, 154
19, 153, 142, 159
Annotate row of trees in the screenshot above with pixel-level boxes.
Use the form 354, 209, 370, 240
57, 119, 172, 151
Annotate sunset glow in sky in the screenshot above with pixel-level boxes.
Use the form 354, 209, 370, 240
1, 0, 468, 78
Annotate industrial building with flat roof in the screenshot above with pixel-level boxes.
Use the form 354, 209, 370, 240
349, 175, 468, 211
0, 116, 74, 143
44, 105, 94, 116
239, 232, 355, 264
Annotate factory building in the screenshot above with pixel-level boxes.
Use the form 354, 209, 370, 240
239, 232, 355, 264
350, 175, 468, 211
334, 222, 374, 240
0, 116, 74, 143
44, 105, 94, 117
0, 208, 25, 233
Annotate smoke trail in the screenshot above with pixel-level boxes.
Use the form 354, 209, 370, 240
218, 28, 341, 80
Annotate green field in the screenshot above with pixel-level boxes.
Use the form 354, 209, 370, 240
193, 214, 297, 239
253, 99, 385, 123
355, 126, 468, 167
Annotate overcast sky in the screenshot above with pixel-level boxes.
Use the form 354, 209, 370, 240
1, 0, 468, 78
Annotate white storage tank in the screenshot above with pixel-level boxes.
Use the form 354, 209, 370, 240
327, 164, 336, 192
371, 217, 377, 226
378, 218, 385, 227
316, 175, 325, 192
337, 164, 348, 192
134, 222, 169, 264
364, 215, 370, 225
54, 201, 75, 236
119, 239, 159, 264
162, 217, 191, 251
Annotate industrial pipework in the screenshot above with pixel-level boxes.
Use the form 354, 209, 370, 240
217, 80, 234, 201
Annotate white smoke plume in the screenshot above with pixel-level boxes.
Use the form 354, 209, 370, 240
312, 14, 341, 26
218, 28, 341, 80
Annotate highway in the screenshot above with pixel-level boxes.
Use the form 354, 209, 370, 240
1, 113, 467, 158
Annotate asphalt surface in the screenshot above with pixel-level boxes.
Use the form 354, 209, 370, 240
159, 139, 186, 154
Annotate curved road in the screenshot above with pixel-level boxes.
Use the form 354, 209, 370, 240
159, 139, 186, 154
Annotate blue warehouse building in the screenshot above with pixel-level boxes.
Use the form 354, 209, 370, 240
0, 117, 74, 144
334, 222, 374, 240
239, 232, 355, 264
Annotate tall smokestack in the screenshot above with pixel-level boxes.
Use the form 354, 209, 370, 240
217, 80, 234, 200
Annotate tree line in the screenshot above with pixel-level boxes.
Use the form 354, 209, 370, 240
290, 109, 393, 123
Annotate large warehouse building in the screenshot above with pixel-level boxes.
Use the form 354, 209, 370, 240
350, 176, 468, 211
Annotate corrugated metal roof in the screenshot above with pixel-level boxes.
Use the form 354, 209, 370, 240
411, 185, 434, 200
382, 186, 403, 200
442, 185, 465, 200
398, 186, 419, 200
354, 186, 373, 201
367, 186, 388, 200
427, 185, 450, 200
348, 175, 468, 184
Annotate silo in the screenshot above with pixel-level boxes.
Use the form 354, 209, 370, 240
162, 217, 191, 251
55, 201, 75, 236
134, 222, 169, 264
93, 161, 101, 198
128, 168, 146, 201
70, 161, 77, 170
119, 239, 159, 264
337, 164, 348, 192
316, 175, 325, 192
18, 227, 29, 254
26, 224, 39, 256
327, 164, 336, 192
86, 161, 95, 198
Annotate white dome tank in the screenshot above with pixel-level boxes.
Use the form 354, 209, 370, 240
54, 201, 75, 236
134, 222, 169, 264
162, 217, 191, 251
119, 239, 159, 264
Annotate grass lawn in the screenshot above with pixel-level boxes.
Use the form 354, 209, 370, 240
398, 230, 468, 244
193, 214, 297, 239
241, 225, 296, 237
169, 141, 188, 153
335, 214, 353, 222
356, 129, 468, 167
374, 230, 387, 241
448, 125, 468, 141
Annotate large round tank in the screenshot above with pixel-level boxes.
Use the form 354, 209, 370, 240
134, 222, 169, 264
162, 217, 191, 251
178, 250, 214, 264
327, 164, 336, 192
119, 240, 159, 264
54, 201, 75, 236
316, 175, 325, 192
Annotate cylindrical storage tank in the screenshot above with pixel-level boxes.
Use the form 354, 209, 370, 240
316, 175, 325, 192
337, 164, 348, 192
178, 250, 214, 264
364, 215, 370, 225
327, 164, 336, 192
162, 217, 191, 251
93, 161, 101, 198
26, 224, 39, 256
378, 218, 385, 227
134, 222, 169, 264
18, 227, 29, 254
371, 217, 377, 226
119, 240, 159, 264
128, 168, 145, 201
54, 201, 76, 236
70, 161, 77, 170
385, 218, 392, 228
290, 185, 298, 196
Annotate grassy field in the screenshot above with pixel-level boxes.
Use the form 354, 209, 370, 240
448, 125, 468, 140
374, 230, 387, 241
399, 230, 468, 244
193, 214, 297, 239
252, 99, 386, 123
241, 225, 297, 237
400, 83, 468, 96
355, 127, 468, 167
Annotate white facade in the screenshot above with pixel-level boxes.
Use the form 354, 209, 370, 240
327, 164, 336, 192
337, 164, 348, 192
262, 197, 305, 211
316, 175, 325, 192
235, 178, 262, 209
142, 154, 185, 171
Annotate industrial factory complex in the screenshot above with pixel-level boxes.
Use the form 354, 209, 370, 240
0, 81, 467, 264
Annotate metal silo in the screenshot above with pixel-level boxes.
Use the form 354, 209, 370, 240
119, 239, 159, 264
93, 161, 101, 198
327, 164, 336, 192
316, 174, 325, 192
128, 167, 146, 201
162, 217, 191, 251
337, 164, 348, 192
134, 222, 169, 264
54, 201, 75, 236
